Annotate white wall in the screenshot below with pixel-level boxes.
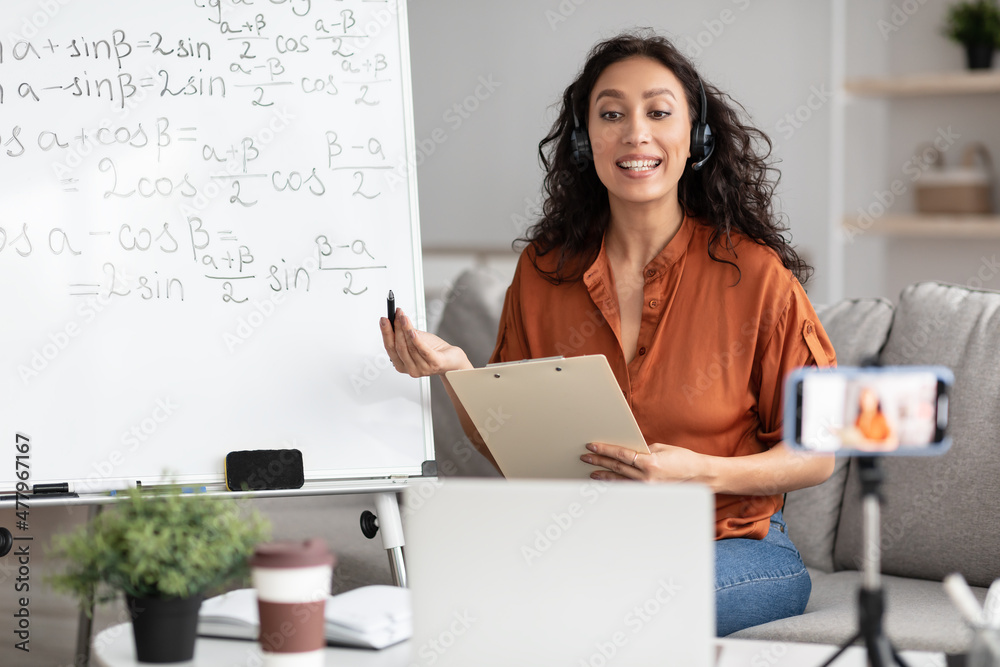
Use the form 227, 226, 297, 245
409, 1, 835, 301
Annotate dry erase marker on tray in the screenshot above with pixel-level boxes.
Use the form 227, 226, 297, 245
71, 480, 138, 496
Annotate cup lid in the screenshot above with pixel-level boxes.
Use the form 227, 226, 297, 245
250, 538, 334, 568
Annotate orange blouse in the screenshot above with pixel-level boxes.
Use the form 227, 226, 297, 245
489, 215, 835, 540
856, 412, 891, 442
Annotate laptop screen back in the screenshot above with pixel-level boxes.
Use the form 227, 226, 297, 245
403, 479, 715, 667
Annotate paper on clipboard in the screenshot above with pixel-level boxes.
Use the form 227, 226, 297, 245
444, 354, 649, 479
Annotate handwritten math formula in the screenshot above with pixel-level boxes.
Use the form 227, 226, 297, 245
0, 0, 415, 308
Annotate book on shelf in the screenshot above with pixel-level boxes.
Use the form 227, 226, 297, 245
197, 585, 412, 650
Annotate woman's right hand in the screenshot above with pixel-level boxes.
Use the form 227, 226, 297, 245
379, 309, 473, 377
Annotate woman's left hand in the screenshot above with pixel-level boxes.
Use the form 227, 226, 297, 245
581, 442, 711, 484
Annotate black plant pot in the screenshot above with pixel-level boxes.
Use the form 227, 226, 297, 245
126, 594, 203, 663
965, 42, 996, 70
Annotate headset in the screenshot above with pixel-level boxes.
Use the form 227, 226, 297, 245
571, 76, 715, 171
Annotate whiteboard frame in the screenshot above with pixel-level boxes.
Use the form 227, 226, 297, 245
397, 0, 436, 482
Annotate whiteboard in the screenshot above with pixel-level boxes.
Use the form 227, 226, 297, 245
0, 0, 432, 492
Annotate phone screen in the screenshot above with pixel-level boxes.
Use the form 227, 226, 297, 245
795, 369, 948, 453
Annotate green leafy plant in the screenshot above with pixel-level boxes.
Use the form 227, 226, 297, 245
943, 0, 1000, 46
48, 486, 270, 612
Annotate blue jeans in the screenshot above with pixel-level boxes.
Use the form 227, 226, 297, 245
715, 510, 811, 636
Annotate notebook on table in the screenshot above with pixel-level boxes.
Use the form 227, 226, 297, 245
197, 585, 411, 650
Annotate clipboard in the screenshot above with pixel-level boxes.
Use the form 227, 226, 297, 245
444, 355, 649, 479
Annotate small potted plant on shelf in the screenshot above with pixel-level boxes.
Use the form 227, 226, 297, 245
48, 485, 270, 663
943, 0, 1000, 69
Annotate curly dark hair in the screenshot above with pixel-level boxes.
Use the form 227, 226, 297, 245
520, 29, 812, 286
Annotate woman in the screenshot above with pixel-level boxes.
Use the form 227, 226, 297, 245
851, 386, 898, 451
380, 30, 836, 635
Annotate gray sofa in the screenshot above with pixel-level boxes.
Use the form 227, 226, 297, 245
430, 269, 1000, 654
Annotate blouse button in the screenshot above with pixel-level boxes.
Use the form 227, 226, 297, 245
648, 300, 657, 308
638, 347, 646, 356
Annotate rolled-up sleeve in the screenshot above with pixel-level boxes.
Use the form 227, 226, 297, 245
489, 253, 531, 365
755, 283, 836, 448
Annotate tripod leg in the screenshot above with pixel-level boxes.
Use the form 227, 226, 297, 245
817, 632, 860, 667
890, 646, 912, 667
866, 633, 896, 667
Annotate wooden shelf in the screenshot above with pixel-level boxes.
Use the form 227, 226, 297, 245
843, 214, 1000, 238
845, 70, 1000, 97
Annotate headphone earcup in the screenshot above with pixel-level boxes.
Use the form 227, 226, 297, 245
571, 127, 592, 164
690, 122, 714, 171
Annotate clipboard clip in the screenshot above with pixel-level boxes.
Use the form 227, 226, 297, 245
486, 355, 566, 378
485, 355, 564, 368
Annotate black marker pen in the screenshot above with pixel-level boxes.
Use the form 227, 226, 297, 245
387, 290, 396, 330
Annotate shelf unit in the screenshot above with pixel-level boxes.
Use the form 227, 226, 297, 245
843, 215, 1000, 239
840, 70, 1000, 242
845, 70, 1000, 97
837, 72, 999, 245
829, 0, 1000, 301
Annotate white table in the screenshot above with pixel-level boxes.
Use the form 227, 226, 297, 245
93, 624, 948, 667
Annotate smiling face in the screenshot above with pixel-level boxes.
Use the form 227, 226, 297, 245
587, 56, 693, 213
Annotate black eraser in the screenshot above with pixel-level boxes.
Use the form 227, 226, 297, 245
225, 449, 304, 491
33, 483, 70, 495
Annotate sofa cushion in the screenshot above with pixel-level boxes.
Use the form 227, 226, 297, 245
813, 297, 895, 367
783, 297, 895, 572
833, 282, 1000, 587
430, 266, 508, 478
731, 569, 983, 653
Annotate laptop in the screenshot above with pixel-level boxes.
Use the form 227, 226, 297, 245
403, 479, 715, 667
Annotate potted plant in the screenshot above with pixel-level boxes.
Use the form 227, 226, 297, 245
943, 0, 1000, 69
48, 485, 270, 663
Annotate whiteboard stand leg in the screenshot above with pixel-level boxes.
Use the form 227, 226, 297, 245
387, 546, 407, 589
75, 603, 93, 667
74, 504, 103, 667
373, 493, 407, 588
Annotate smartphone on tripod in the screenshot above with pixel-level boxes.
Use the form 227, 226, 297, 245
786, 365, 956, 667
784, 365, 953, 455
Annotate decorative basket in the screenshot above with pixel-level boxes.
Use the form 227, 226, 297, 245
914, 143, 994, 215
